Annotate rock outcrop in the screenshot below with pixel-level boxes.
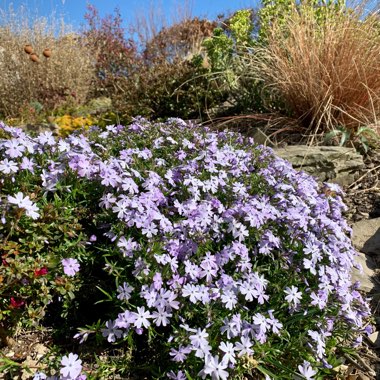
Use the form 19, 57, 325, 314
18, 123, 59, 135
351, 218, 380, 292
274, 145, 364, 186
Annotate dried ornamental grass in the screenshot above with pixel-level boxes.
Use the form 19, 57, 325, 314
249, 2, 380, 137
0, 6, 95, 117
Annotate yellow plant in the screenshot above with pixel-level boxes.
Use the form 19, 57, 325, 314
54, 114, 96, 136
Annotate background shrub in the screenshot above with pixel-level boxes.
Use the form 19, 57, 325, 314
0, 6, 94, 120
82, 5, 139, 100
200, 9, 271, 117
257, 0, 346, 44
111, 17, 223, 121
81, 6, 222, 122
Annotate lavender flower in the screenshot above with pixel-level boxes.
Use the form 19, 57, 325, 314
133, 306, 152, 329
60, 353, 82, 379
7, 192, 40, 219
298, 360, 317, 379
167, 370, 186, 380
235, 336, 254, 357
0, 158, 18, 174
33, 373, 47, 380
219, 341, 236, 364
199, 355, 229, 380
117, 282, 134, 301
62, 258, 80, 276
284, 286, 303, 307
0, 118, 371, 379
101, 320, 123, 342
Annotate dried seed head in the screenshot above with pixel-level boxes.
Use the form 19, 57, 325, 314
43, 48, 51, 58
29, 53, 40, 63
24, 44, 33, 54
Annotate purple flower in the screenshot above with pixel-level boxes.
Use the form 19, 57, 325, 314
115, 310, 136, 329
220, 315, 241, 339
7, 192, 40, 219
199, 355, 228, 380
235, 336, 254, 357
60, 353, 82, 379
101, 320, 123, 342
20, 156, 35, 172
284, 286, 303, 307
133, 306, 151, 329
221, 289, 238, 310
219, 341, 236, 364
152, 272, 163, 290
117, 282, 134, 301
169, 345, 192, 362
37, 131, 56, 146
167, 370, 186, 380
99, 193, 116, 209
308, 330, 326, 359
189, 328, 209, 351
298, 360, 317, 379
4, 139, 25, 158
152, 307, 172, 326
33, 373, 47, 380
0, 158, 18, 174
117, 236, 139, 257
62, 258, 80, 276
267, 310, 283, 334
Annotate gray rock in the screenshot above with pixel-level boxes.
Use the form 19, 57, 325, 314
274, 145, 364, 186
252, 128, 274, 146
351, 218, 380, 292
19, 123, 59, 135
368, 331, 380, 348
351, 251, 377, 292
351, 218, 380, 255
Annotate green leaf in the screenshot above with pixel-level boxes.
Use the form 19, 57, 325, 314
324, 128, 342, 142
340, 129, 351, 146
95, 286, 114, 302
257, 365, 279, 379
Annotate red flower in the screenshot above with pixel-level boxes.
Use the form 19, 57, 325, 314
34, 267, 48, 277
10, 297, 25, 308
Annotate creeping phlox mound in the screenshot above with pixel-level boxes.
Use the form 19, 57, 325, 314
0, 118, 371, 379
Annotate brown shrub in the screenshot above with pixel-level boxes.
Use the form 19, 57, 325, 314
112, 17, 222, 121
143, 18, 216, 64
82, 5, 138, 99
0, 6, 95, 118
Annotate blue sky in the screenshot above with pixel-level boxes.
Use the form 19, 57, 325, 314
1, 0, 259, 31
